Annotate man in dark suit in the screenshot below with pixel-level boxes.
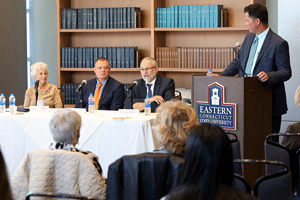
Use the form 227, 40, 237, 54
75, 57, 125, 110
215, 3, 292, 134
124, 57, 175, 112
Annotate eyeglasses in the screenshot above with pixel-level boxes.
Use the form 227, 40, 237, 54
139, 66, 156, 72
95, 66, 110, 70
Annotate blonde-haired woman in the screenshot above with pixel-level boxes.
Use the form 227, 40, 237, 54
24, 62, 62, 108
152, 101, 199, 154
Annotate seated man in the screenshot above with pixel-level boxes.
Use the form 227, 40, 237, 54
124, 57, 175, 112
75, 57, 125, 110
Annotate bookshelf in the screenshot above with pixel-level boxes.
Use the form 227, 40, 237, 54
57, 0, 266, 99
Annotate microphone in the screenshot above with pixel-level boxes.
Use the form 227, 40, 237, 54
235, 42, 241, 58
76, 80, 87, 92
126, 81, 138, 91
34, 80, 39, 89
235, 42, 247, 77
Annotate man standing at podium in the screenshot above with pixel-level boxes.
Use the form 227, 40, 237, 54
215, 3, 292, 134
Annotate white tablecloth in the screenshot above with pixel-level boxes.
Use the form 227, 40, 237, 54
0, 109, 156, 178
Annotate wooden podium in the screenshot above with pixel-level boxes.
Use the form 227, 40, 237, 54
192, 76, 272, 184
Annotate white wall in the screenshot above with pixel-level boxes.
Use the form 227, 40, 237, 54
278, 0, 300, 131
31, 0, 57, 86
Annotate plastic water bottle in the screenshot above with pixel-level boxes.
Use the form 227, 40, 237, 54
88, 93, 95, 113
206, 69, 212, 76
0, 93, 6, 113
144, 95, 151, 116
9, 93, 16, 114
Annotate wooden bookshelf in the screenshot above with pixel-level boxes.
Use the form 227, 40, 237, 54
57, 0, 265, 91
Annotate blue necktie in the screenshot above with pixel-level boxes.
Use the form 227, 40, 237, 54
147, 84, 152, 98
245, 37, 258, 77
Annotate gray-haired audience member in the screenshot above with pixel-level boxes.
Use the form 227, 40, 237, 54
49, 109, 106, 180
24, 62, 62, 108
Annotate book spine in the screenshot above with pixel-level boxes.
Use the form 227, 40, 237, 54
120, 47, 125, 68
98, 47, 103, 58
110, 8, 114, 29
103, 47, 107, 59
67, 47, 71, 68
66, 9, 71, 29
113, 8, 117, 29
125, 47, 130, 68
82, 47, 86, 68
210, 5, 214, 28
166, 8, 170, 28
86, 47, 90, 68
61, 9, 66, 29
71, 9, 77, 29
196, 5, 201, 28
127, 7, 131, 28
106, 8, 110, 29
102, 8, 107, 29
90, 47, 94, 68
174, 6, 179, 28
117, 47, 121, 68
107, 47, 112, 67
77, 9, 83, 29
129, 47, 136, 68
112, 47, 117, 68
74, 48, 78, 68
120, 7, 123, 28
61, 48, 65, 68
97, 8, 102, 29
117, 8, 121, 28
93, 47, 98, 65
123, 7, 127, 28
82, 8, 88, 29
78, 47, 82, 68
93, 8, 97, 29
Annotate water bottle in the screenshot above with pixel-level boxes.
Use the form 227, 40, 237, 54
0, 93, 6, 113
206, 69, 212, 76
9, 93, 16, 114
144, 95, 151, 116
88, 93, 95, 113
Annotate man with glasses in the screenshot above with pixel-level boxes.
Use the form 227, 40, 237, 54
75, 57, 125, 110
124, 57, 175, 112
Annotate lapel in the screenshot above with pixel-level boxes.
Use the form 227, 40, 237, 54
139, 79, 147, 97
89, 78, 98, 95
98, 76, 111, 108
254, 29, 272, 67
153, 75, 161, 96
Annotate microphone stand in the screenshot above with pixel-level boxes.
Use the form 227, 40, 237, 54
77, 88, 83, 108
35, 88, 38, 106
129, 88, 134, 109
236, 48, 248, 77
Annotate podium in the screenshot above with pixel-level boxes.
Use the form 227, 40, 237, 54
192, 76, 272, 184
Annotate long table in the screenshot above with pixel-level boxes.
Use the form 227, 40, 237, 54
0, 109, 157, 178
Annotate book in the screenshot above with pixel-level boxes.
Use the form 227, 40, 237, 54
106, 8, 110, 29
82, 8, 88, 29
93, 8, 97, 29
77, 9, 83, 29
102, 8, 107, 29
116, 47, 121, 68
129, 47, 137, 68
93, 47, 98, 65
61, 48, 65, 68
110, 8, 114, 29
107, 47, 112, 67
97, 8, 102, 29
86, 47, 90, 68
78, 47, 82, 68
90, 47, 94, 68
66, 9, 71, 29
123, 7, 127, 28
61, 9, 66, 29
71, 9, 77, 29
120, 47, 125, 68
125, 47, 130, 68
74, 48, 78, 68
98, 47, 103, 58
82, 47, 86, 68
112, 47, 117, 68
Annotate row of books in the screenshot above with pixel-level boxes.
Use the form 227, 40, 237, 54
156, 47, 236, 69
61, 7, 141, 29
156, 5, 224, 28
61, 47, 138, 69
61, 83, 131, 105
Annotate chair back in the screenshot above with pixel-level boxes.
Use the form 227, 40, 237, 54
232, 173, 251, 194
226, 132, 242, 175
233, 159, 293, 200
174, 90, 182, 101
106, 152, 184, 200
26, 192, 100, 200
12, 150, 106, 200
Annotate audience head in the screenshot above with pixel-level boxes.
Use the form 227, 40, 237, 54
295, 86, 300, 107
30, 62, 49, 83
168, 123, 233, 200
49, 109, 82, 146
152, 101, 198, 154
140, 57, 158, 83
94, 57, 111, 82
244, 3, 268, 26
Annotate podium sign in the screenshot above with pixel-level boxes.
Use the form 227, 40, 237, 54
197, 82, 237, 130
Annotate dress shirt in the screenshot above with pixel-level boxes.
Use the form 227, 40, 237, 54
145, 78, 156, 97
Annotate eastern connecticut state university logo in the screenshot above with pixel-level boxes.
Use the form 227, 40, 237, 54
197, 82, 237, 130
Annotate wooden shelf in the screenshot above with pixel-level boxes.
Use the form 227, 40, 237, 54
154, 27, 248, 32
60, 28, 151, 33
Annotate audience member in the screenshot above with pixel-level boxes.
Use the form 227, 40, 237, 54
124, 57, 175, 112
48, 109, 106, 180
163, 123, 258, 200
75, 57, 125, 110
0, 150, 13, 200
152, 101, 198, 154
24, 62, 62, 108
282, 85, 300, 154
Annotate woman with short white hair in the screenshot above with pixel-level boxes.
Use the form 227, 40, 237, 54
23, 62, 62, 108
48, 109, 106, 179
